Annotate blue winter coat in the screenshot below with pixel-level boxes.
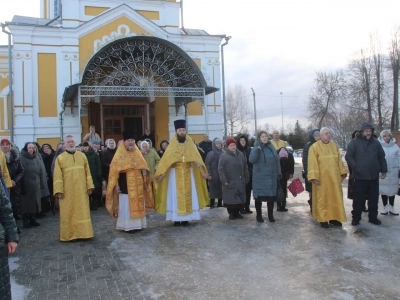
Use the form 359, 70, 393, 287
249, 141, 282, 197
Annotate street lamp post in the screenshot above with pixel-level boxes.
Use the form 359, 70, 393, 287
280, 92, 283, 133
251, 87, 257, 135
221, 36, 231, 140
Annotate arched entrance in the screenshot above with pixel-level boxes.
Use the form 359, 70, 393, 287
78, 36, 217, 145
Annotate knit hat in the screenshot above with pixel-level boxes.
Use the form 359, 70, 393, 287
360, 122, 374, 131
226, 138, 236, 147
92, 140, 100, 145
312, 130, 320, 137
0, 139, 11, 145
279, 148, 288, 158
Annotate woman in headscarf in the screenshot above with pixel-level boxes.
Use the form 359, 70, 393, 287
51, 143, 65, 178
0, 139, 24, 222
218, 138, 249, 220
0, 182, 19, 300
20, 143, 47, 228
277, 147, 295, 212
249, 131, 282, 223
205, 138, 223, 208
378, 129, 400, 216
140, 141, 160, 209
236, 135, 253, 214
157, 140, 169, 158
302, 129, 320, 212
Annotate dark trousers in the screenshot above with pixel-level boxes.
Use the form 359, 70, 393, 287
279, 178, 288, 208
381, 195, 395, 206
352, 179, 379, 222
245, 180, 252, 207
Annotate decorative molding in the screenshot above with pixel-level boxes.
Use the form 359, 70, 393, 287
90, 24, 212, 86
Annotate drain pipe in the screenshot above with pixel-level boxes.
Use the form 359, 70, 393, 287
1, 23, 14, 143
59, 107, 65, 142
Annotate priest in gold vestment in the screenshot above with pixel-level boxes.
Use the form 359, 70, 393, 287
54, 135, 94, 241
308, 127, 347, 228
106, 132, 153, 233
155, 119, 209, 226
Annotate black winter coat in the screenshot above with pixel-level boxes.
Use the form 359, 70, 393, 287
345, 135, 387, 180
101, 147, 117, 181
5, 148, 24, 185
0, 181, 19, 300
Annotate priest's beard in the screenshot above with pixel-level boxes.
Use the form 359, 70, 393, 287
177, 134, 186, 143
126, 145, 135, 151
66, 147, 76, 153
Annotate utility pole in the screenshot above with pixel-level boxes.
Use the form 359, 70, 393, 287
280, 92, 284, 133
251, 87, 257, 135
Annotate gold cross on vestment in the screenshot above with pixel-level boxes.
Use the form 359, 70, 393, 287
182, 155, 185, 162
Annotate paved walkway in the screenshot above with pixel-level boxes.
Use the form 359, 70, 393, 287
8, 163, 400, 299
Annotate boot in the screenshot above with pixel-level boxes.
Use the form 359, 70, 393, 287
245, 205, 253, 214
267, 202, 275, 222
209, 199, 215, 209
234, 209, 244, 219
217, 199, 223, 207
227, 208, 235, 220
30, 214, 40, 227
22, 213, 32, 228
255, 201, 264, 222
240, 205, 246, 214
307, 199, 312, 212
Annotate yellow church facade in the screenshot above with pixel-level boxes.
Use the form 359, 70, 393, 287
0, 0, 224, 148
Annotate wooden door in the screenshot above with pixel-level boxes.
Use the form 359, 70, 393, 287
88, 102, 101, 138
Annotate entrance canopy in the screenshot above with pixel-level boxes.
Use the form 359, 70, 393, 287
62, 36, 219, 109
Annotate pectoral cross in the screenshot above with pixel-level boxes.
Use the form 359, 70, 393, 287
182, 155, 186, 162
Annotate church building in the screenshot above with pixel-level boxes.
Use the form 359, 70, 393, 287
0, 0, 225, 148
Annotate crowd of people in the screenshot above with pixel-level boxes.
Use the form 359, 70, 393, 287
0, 121, 398, 298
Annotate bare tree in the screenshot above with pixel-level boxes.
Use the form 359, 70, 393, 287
308, 70, 345, 128
226, 84, 253, 136
388, 26, 400, 131
347, 49, 374, 123
370, 33, 385, 129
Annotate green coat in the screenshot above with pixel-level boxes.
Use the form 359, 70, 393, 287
142, 149, 160, 181
84, 150, 102, 189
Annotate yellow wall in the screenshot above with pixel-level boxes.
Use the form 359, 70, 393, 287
0, 76, 9, 92
193, 59, 201, 68
154, 97, 169, 146
0, 97, 4, 130
189, 134, 204, 145
187, 100, 203, 116
79, 16, 152, 72
81, 115, 89, 142
44, 0, 48, 19
84, 6, 110, 16
38, 53, 58, 117
136, 10, 160, 20
37, 138, 61, 149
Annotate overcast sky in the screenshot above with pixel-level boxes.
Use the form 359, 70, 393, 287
1, 0, 400, 132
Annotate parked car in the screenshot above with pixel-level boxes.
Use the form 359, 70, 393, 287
286, 141, 293, 153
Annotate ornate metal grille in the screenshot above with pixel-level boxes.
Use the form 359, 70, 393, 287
80, 37, 207, 104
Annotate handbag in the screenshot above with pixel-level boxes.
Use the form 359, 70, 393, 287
276, 180, 285, 203
288, 178, 305, 197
